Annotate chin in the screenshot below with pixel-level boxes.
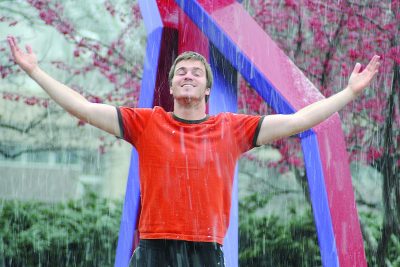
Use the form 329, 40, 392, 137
175, 95, 202, 103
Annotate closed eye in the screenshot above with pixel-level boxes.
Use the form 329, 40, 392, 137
176, 69, 186, 75
192, 69, 203, 77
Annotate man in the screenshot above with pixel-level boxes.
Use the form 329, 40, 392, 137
7, 36, 380, 266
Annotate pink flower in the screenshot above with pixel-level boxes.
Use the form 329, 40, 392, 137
131, 4, 142, 20
56, 22, 74, 35
340, 63, 350, 77
309, 17, 322, 30
366, 147, 383, 163
389, 46, 400, 64
348, 49, 359, 61
284, 0, 297, 9
287, 156, 302, 167
24, 97, 38, 106
122, 78, 137, 89
371, 113, 385, 124
39, 10, 56, 25
28, 0, 46, 10
88, 95, 103, 103
98, 145, 106, 154
107, 74, 117, 83
93, 55, 110, 72
105, 0, 116, 17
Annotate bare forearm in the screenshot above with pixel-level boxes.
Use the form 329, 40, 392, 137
293, 55, 380, 131
29, 67, 120, 136
257, 56, 380, 145
7, 36, 120, 136
29, 66, 90, 120
293, 86, 356, 131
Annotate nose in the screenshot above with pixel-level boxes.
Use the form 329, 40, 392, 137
183, 72, 194, 80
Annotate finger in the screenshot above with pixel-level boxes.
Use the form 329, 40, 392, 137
373, 55, 381, 69
374, 59, 381, 68
365, 58, 375, 71
352, 62, 362, 74
7, 36, 14, 48
9, 36, 19, 51
26, 45, 33, 54
7, 36, 13, 48
367, 55, 380, 71
7, 36, 17, 56
374, 62, 380, 75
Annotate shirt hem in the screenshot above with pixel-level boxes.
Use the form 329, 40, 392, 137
140, 233, 224, 245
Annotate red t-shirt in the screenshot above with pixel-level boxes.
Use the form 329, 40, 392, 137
117, 106, 263, 244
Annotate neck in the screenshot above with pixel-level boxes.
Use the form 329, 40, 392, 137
173, 99, 207, 120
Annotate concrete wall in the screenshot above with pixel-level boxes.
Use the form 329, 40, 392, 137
0, 162, 80, 202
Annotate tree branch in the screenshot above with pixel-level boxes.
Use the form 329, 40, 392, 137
320, 12, 345, 88
0, 5, 38, 24
0, 145, 63, 159
0, 111, 50, 134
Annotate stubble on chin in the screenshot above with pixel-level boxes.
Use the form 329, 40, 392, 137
174, 94, 204, 106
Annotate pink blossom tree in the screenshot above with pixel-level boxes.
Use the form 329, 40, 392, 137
0, 0, 143, 158
240, 0, 399, 264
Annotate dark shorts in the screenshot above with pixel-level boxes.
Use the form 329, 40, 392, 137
129, 239, 225, 267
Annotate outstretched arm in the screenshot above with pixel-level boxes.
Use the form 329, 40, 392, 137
256, 55, 381, 145
7, 36, 121, 137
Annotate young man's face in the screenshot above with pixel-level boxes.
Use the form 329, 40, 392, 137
170, 59, 210, 104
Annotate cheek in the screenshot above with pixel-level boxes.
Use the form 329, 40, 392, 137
171, 77, 182, 86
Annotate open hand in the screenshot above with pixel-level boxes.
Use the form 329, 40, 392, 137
7, 36, 38, 75
347, 55, 380, 96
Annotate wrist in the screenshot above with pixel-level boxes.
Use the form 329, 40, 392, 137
27, 65, 40, 78
345, 86, 360, 99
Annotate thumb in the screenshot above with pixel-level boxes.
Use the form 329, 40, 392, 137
26, 45, 33, 54
352, 62, 362, 74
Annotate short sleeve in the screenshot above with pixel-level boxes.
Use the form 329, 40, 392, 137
230, 113, 264, 152
117, 107, 153, 145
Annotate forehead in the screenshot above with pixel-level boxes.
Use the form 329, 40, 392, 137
175, 59, 205, 71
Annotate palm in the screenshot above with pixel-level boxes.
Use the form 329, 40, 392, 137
7, 36, 38, 74
348, 55, 380, 95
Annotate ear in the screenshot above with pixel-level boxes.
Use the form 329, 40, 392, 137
170, 87, 173, 95
205, 88, 211, 95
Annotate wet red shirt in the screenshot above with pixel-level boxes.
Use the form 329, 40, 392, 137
118, 106, 263, 244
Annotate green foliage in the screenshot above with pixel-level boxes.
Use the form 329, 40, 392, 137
0, 193, 122, 267
239, 193, 321, 266
360, 211, 400, 266
388, 235, 400, 266
239, 195, 400, 266
1, 192, 399, 266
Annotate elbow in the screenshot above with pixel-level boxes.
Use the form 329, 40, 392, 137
68, 102, 91, 123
